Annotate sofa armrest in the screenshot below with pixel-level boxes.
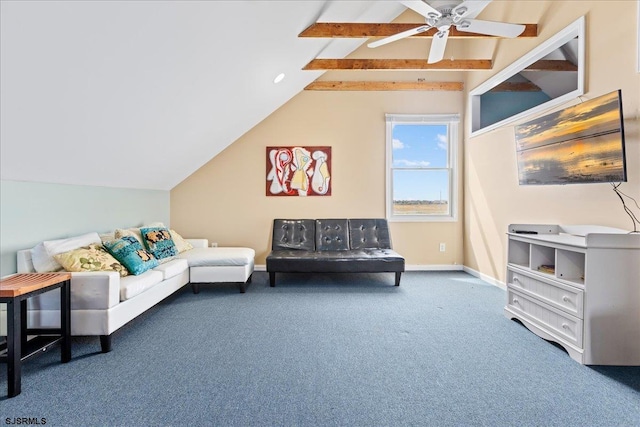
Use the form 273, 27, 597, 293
70, 271, 120, 310
186, 239, 208, 248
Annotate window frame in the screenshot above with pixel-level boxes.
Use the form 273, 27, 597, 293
385, 113, 459, 223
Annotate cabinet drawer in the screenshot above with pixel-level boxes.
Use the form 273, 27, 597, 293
508, 268, 583, 318
507, 288, 583, 348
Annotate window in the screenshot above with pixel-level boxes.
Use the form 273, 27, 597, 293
385, 114, 459, 222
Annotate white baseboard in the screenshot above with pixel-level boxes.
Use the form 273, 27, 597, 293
462, 266, 506, 290
405, 264, 463, 271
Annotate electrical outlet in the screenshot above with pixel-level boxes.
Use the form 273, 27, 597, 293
210, 242, 218, 248
439, 243, 446, 252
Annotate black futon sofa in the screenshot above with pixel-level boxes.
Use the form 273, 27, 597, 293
266, 218, 405, 286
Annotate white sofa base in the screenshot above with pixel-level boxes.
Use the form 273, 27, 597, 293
2, 239, 255, 352
190, 265, 254, 293
26, 269, 189, 336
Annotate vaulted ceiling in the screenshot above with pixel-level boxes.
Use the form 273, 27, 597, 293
1, 1, 409, 190
1, 1, 531, 191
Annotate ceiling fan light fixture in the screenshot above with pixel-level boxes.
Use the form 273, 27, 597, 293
273, 73, 286, 84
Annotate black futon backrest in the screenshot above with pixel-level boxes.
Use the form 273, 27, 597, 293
271, 218, 392, 251
348, 218, 392, 249
272, 219, 316, 251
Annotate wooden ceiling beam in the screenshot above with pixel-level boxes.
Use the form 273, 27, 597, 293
299, 23, 537, 39
303, 59, 491, 70
524, 59, 578, 72
304, 81, 464, 91
490, 81, 541, 92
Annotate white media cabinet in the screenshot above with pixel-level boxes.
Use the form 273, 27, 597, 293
504, 224, 640, 365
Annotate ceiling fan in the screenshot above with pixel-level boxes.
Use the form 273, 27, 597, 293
368, 0, 525, 63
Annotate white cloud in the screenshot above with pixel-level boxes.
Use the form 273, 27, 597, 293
436, 134, 447, 150
394, 159, 430, 167
392, 138, 404, 149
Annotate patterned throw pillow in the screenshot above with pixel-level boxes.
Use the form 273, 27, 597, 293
103, 236, 158, 275
140, 227, 178, 260
169, 229, 193, 253
114, 228, 144, 245
53, 244, 129, 277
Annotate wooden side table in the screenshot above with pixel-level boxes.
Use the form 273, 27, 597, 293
0, 273, 72, 397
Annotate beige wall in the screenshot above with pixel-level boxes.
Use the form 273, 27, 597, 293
171, 89, 464, 266
172, 1, 639, 279
463, 1, 640, 283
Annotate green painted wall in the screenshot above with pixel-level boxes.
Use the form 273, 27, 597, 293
0, 180, 169, 276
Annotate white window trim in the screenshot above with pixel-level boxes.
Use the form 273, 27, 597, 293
385, 113, 459, 223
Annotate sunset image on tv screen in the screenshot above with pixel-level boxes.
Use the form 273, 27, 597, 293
514, 90, 626, 185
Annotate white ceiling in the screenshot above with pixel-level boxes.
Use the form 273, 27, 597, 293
0, 1, 405, 190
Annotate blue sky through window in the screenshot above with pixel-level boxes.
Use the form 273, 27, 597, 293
392, 124, 449, 201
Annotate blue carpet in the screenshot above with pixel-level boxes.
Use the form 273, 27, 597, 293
1, 271, 639, 426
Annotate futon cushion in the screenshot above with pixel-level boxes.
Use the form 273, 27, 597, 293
316, 219, 349, 251
266, 248, 404, 273
272, 219, 316, 251
348, 218, 392, 249
103, 235, 158, 276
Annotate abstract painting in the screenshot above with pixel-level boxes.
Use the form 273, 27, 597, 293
266, 146, 331, 196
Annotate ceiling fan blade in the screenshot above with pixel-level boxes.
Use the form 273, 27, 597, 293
452, 0, 492, 20
368, 25, 432, 48
427, 30, 449, 63
457, 19, 525, 38
399, 0, 442, 20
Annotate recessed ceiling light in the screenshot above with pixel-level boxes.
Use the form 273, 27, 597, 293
273, 73, 285, 84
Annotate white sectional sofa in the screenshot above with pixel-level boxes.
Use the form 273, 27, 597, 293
2, 232, 254, 353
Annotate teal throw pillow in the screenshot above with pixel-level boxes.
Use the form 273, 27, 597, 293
140, 227, 178, 260
103, 235, 158, 275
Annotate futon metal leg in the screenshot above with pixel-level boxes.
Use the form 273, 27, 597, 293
239, 282, 247, 293
395, 272, 402, 286
269, 272, 276, 287
100, 335, 112, 353
192, 283, 200, 294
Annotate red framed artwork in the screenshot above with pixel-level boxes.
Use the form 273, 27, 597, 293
266, 146, 331, 196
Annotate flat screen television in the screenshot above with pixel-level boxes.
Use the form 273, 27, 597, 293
514, 90, 627, 185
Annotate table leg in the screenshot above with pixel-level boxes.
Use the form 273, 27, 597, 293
61, 280, 71, 363
20, 299, 27, 349
7, 299, 22, 397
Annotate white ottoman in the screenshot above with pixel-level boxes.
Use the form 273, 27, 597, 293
178, 247, 255, 293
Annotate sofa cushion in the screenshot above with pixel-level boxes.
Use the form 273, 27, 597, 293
178, 247, 255, 267
272, 219, 316, 251
348, 218, 392, 249
316, 219, 350, 251
153, 258, 189, 280
140, 227, 178, 260
266, 248, 404, 273
31, 232, 102, 273
103, 236, 159, 275
53, 244, 129, 277
119, 270, 164, 301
